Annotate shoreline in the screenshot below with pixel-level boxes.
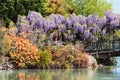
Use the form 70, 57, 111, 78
0, 62, 104, 70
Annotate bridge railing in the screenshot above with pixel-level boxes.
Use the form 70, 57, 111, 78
84, 40, 120, 53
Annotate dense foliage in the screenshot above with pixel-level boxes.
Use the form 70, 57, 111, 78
0, 27, 97, 69
1, 9, 120, 69
73, 0, 111, 17
0, 27, 12, 65
0, 0, 119, 69
5, 35, 96, 69
42, 0, 76, 16
38, 50, 52, 68
0, 0, 111, 27
0, 0, 45, 26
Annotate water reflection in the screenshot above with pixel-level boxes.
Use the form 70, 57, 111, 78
0, 67, 120, 80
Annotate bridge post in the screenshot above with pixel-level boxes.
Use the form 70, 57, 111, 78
96, 52, 99, 59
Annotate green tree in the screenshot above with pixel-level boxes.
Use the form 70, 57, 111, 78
0, 0, 112, 27
19, 0, 45, 15
0, 0, 14, 27
73, 0, 111, 17
0, 0, 45, 27
42, 0, 111, 17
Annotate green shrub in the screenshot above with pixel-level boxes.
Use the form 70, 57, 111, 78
38, 50, 52, 68
61, 62, 70, 69
0, 28, 12, 55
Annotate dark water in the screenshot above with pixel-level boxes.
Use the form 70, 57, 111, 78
0, 67, 120, 80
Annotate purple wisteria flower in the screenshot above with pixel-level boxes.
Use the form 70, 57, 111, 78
44, 20, 51, 32
40, 28, 45, 33
110, 20, 119, 28
49, 14, 65, 27
77, 15, 87, 25
19, 24, 30, 32
16, 11, 120, 42
27, 11, 42, 20
84, 30, 91, 38
73, 21, 84, 33
97, 17, 107, 27
70, 13, 77, 22
78, 25, 84, 33
33, 20, 44, 29
73, 22, 80, 33
58, 14, 65, 23
87, 14, 99, 26
58, 24, 66, 33
92, 26, 99, 34
104, 11, 115, 21
49, 14, 56, 20
83, 24, 87, 31
90, 34, 95, 41
101, 29, 106, 37
66, 18, 73, 28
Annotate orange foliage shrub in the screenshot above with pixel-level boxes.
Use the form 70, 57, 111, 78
8, 35, 40, 69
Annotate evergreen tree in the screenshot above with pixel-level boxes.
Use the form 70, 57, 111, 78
0, 0, 45, 27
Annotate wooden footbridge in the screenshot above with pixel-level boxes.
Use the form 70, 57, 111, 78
84, 39, 120, 59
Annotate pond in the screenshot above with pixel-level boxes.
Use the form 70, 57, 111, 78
0, 57, 120, 80
0, 67, 120, 80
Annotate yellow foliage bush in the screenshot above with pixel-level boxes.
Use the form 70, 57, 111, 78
0, 35, 12, 55
0, 28, 11, 64
38, 49, 52, 68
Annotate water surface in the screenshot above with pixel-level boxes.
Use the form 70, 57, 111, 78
0, 67, 120, 80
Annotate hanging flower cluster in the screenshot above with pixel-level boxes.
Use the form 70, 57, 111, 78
16, 11, 120, 41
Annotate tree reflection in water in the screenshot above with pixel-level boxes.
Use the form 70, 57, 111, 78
0, 68, 98, 80
14, 71, 40, 80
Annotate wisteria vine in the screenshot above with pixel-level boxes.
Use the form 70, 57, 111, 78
16, 11, 120, 42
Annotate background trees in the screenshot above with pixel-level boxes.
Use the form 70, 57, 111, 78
42, 0, 76, 16
0, 0, 111, 27
73, 0, 111, 17
0, 0, 45, 27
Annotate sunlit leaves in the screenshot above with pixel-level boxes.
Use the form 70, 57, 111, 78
38, 50, 52, 67
42, 0, 76, 16
0, 28, 12, 55
73, 0, 111, 17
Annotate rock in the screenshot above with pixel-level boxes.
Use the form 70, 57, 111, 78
6, 62, 14, 69
0, 61, 14, 70
0, 66, 5, 70
86, 55, 97, 68
0, 64, 7, 70
98, 64, 104, 68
